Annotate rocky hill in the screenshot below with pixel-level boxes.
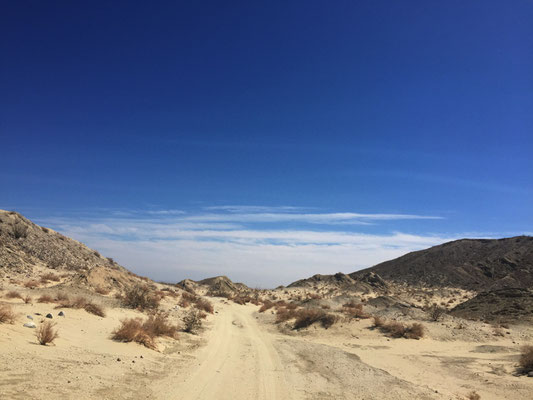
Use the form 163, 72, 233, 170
0, 210, 145, 291
351, 236, 533, 291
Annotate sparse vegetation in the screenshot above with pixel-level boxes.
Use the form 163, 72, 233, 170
36, 321, 59, 345
95, 287, 110, 295
5, 290, 22, 299
342, 302, 370, 319
37, 294, 55, 303
24, 280, 39, 289
0, 305, 17, 324
23, 295, 32, 304
41, 272, 60, 282
122, 285, 160, 311
12, 222, 28, 239
293, 308, 337, 330
466, 391, 481, 400
519, 345, 533, 373
55, 296, 106, 317
111, 313, 179, 350
194, 298, 214, 314
259, 300, 274, 312
83, 302, 106, 317
182, 310, 203, 334
428, 304, 446, 321
372, 317, 425, 339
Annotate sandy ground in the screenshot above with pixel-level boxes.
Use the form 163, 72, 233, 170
1, 297, 532, 399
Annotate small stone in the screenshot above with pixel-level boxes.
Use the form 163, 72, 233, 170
46, 313, 53, 319
140, 355, 143, 358
23, 322, 36, 328
117, 358, 121, 362
58, 311, 65, 317
27, 315, 33, 320
35, 312, 42, 316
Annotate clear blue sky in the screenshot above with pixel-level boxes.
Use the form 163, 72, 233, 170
1, 1, 532, 286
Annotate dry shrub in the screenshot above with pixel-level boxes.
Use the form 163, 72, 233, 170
41, 273, 60, 282
37, 294, 55, 303
23, 295, 32, 304
372, 316, 386, 328
123, 285, 160, 311
95, 287, 110, 295
178, 298, 191, 308
466, 391, 481, 400
182, 292, 198, 302
56, 292, 69, 302
519, 345, 533, 373
259, 300, 274, 313
198, 311, 207, 319
342, 302, 370, 319
5, 290, 22, 299
493, 327, 505, 337
12, 222, 28, 239
143, 313, 179, 339
292, 308, 338, 330
373, 317, 425, 340
275, 307, 298, 323
36, 321, 59, 345
428, 304, 445, 321
321, 304, 331, 310
182, 310, 203, 334
24, 280, 39, 289
84, 302, 106, 317
0, 305, 17, 324
307, 293, 322, 300
194, 298, 214, 314
231, 295, 251, 305
112, 314, 179, 350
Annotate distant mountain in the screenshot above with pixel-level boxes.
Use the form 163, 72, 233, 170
288, 236, 533, 291
350, 236, 533, 290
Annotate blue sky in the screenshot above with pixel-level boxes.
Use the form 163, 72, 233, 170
1, 1, 532, 287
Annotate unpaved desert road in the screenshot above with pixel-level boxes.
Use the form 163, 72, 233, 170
160, 302, 293, 400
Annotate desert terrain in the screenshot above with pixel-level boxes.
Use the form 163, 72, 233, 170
1, 210, 533, 399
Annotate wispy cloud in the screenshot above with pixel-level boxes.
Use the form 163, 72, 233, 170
33, 206, 450, 287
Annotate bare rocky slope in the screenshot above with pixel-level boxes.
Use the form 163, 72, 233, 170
0, 209, 145, 291
351, 236, 533, 291
290, 236, 533, 292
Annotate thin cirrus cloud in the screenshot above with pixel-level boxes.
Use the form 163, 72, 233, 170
36, 206, 448, 287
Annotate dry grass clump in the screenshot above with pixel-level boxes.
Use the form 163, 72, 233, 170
178, 298, 191, 308
293, 308, 337, 330
23, 295, 32, 304
0, 305, 17, 324
194, 298, 214, 314
112, 313, 179, 350
182, 310, 203, 334
259, 300, 274, 312
122, 285, 160, 311
24, 280, 40, 289
428, 304, 446, 321
372, 317, 425, 339
5, 290, 22, 299
37, 294, 55, 303
41, 273, 60, 282
342, 302, 370, 319
83, 302, 106, 317
466, 391, 481, 400
182, 292, 198, 302
519, 345, 533, 373
55, 296, 106, 317
36, 321, 59, 345
95, 287, 110, 295
275, 307, 299, 323
56, 292, 69, 302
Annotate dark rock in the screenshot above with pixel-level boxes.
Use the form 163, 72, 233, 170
58, 311, 65, 317
26, 315, 33, 320
46, 313, 53, 319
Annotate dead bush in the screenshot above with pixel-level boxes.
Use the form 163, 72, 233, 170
342, 302, 370, 319
143, 313, 179, 339
182, 310, 203, 334
23, 295, 32, 304
519, 345, 533, 373
5, 290, 22, 299
259, 300, 274, 312
24, 280, 39, 289
293, 308, 338, 330
0, 305, 17, 324
178, 298, 191, 308
405, 323, 425, 339
41, 273, 60, 282
12, 222, 28, 239
36, 321, 59, 345
56, 292, 69, 302
275, 307, 298, 323
194, 298, 214, 314
386, 321, 407, 338
84, 302, 106, 317
466, 391, 481, 400
428, 304, 445, 321
182, 292, 198, 302
37, 294, 55, 303
95, 287, 110, 295
373, 318, 425, 340
372, 316, 386, 328
123, 285, 160, 311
